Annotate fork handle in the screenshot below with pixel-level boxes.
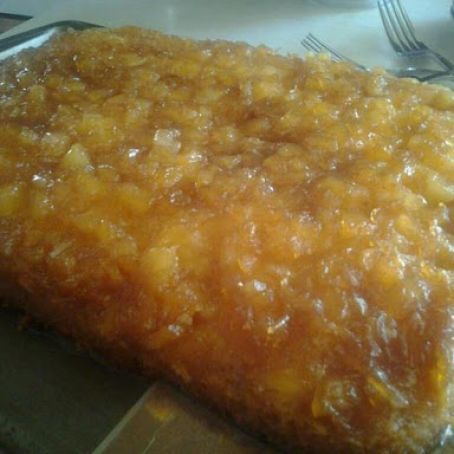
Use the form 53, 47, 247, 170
420, 69, 454, 81
431, 52, 454, 71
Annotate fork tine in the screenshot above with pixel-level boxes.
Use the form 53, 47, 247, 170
306, 34, 323, 53
301, 40, 318, 54
301, 34, 366, 70
309, 34, 345, 62
383, 0, 412, 52
377, 0, 401, 53
306, 34, 322, 48
301, 37, 322, 54
302, 36, 332, 58
395, 0, 417, 39
389, 0, 419, 51
394, 0, 426, 48
308, 35, 340, 61
305, 34, 345, 63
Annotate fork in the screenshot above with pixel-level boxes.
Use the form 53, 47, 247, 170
302, 33, 367, 70
377, 0, 454, 71
301, 33, 449, 82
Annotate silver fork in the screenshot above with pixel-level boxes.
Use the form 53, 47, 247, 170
302, 33, 367, 70
377, 0, 454, 71
301, 33, 449, 82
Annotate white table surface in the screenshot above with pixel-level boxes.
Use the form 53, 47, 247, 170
1, 0, 453, 70
0, 0, 65, 16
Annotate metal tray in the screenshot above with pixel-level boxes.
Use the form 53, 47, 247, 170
0, 21, 101, 61
0, 307, 148, 454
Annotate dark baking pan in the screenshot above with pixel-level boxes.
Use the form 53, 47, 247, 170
0, 21, 101, 61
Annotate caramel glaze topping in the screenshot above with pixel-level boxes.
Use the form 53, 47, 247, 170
0, 27, 453, 452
